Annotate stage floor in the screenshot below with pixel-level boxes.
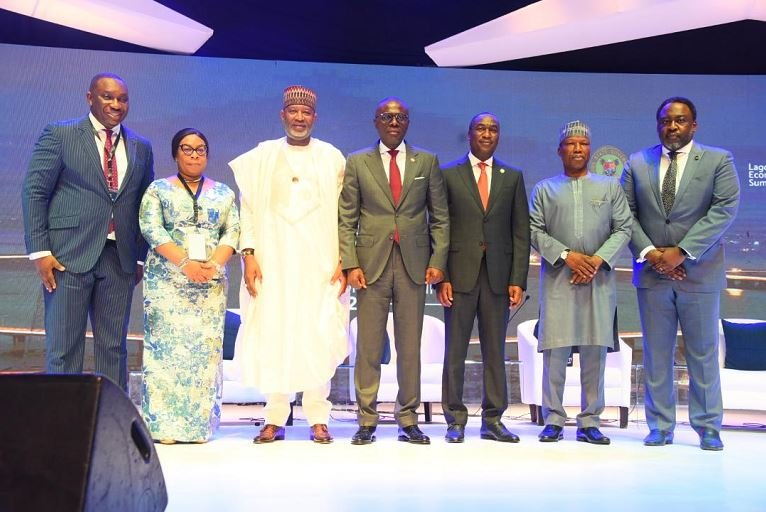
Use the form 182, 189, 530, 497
154, 404, 765, 511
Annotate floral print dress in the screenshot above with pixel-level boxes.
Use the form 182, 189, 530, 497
139, 177, 240, 442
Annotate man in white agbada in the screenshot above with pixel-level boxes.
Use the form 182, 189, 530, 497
529, 121, 632, 446
229, 85, 349, 444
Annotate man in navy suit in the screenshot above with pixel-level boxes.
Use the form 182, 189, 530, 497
621, 97, 739, 450
22, 73, 154, 390
437, 112, 529, 443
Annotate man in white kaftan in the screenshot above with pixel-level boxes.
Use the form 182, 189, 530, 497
529, 121, 632, 445
229, 86, 348, 444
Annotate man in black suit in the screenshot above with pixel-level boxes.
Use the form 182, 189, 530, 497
437, 112, 530, 443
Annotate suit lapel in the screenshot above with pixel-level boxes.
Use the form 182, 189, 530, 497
398, 143, 420, 206
674, 142, 701, 206
456, 155, 484, 212
647, 145, 664, 211
486, 160, 506, 214
116, 127, 137, 199
77, 117, 110, 195
364, 146, 394, 206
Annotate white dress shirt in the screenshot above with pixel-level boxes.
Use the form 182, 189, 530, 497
379, 140, 406, 182
468, 152, 494, 191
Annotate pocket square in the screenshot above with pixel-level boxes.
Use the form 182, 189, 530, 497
414, 176, 426, 180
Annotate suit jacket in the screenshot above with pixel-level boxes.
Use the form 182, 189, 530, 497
441, 155, 530, 294
338, 142, 449, 285
621, 142, 739, 292
22, 116, 155, 274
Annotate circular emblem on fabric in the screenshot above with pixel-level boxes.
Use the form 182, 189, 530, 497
589, 145, 627, 179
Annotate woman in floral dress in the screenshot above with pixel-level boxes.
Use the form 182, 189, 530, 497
139, 128, 240, 443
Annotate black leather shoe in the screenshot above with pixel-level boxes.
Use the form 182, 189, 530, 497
351, 426, 376, 445
576, 427, 610, 445
444, 424, 465, 443
480, 421, 520, 443
643, 429, 674, 446
398, 425, 430, 444
698, 428, 724, 451
538, 424, 563, 442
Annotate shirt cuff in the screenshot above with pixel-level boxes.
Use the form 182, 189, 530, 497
29, 251, 52, 260
637, 245, 656, 263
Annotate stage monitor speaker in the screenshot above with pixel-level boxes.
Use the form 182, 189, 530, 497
0, 374, 168, 512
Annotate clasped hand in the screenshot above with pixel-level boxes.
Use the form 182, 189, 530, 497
646, 247, 686, 280
182, 260, 218, 283
565, 251, 603, 285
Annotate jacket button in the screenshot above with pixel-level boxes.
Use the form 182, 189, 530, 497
665, 219, 670, 224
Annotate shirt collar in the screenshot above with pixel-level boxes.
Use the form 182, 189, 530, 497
88, 112, 121, 135
662, 140, 694, 157
468, 152, 493, 169
379, 140, 406, 156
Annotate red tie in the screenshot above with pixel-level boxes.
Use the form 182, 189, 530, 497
388, 149, 402, 243
103, 129, 117, 234
478, 161, 489, 211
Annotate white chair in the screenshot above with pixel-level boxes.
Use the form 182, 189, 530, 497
348, 313, 445, 422
222, 308, 295, 424
516, 319, 632, 428
717, 318, 766, 411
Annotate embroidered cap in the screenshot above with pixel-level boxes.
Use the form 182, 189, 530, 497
283, 85, 317, 110
559, 120, 591, 143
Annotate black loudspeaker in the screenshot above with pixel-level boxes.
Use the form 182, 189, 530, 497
0, 374, 168, 512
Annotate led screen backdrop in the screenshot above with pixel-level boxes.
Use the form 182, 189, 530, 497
1, 43, 764, 340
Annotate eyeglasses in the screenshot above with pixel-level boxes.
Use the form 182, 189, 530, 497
376, 112, 410, 124
658, 116, 691, 127
179, 144, 208, 156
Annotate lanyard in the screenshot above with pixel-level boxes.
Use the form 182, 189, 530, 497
177, 173, 205, 225
105, 129, 122, 172
91, 123, 122, 195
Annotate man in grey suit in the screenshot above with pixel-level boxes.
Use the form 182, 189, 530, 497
339, 97, 449, 445
437, 112, 529, 443
22, 73, 154, 390
621, 97, 739, 450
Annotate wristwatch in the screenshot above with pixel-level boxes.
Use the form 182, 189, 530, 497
560, 249, 570, 261
241, 248, 254, 256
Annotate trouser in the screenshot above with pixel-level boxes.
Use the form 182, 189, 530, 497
354, 245, 425, 427
638, 285, 722, 432
442, 257, 509, 425
265, 381, 331, 426
45, 240, 133, 390
542, 345, 607, 428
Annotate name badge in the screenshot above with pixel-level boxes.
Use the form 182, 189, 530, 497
186, 232, 207, 261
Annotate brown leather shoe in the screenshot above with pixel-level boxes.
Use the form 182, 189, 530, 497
310, 424, 334, 444
253, 424, 285, 444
